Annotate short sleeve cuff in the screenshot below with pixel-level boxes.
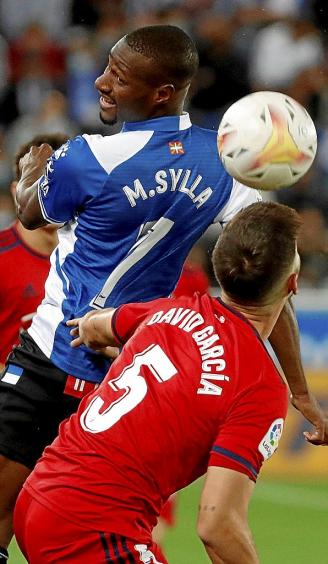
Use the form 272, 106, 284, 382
209, 445, 258, 482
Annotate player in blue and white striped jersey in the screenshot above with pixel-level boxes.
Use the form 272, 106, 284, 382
0, 24, 326, 563
28, 121, 259, 382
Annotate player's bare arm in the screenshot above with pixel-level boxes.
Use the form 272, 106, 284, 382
269, 299, 328, 446
197, 466, 259, 564
67, 308, 118, 350
16, 144, 53, 229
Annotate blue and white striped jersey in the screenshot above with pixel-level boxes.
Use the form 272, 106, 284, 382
29, 113, 260, 382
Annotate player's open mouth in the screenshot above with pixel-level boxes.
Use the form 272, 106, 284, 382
100, 96, 116, 110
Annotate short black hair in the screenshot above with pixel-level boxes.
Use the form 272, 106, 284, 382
213, 202, 301, 304
14, 133, 69, 181
125, 25, 199, 86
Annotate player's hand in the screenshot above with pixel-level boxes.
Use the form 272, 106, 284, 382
94, 345, 120, 360
290, 391, 328, 446
67, 309, 115, 350
19, 143, 53, 181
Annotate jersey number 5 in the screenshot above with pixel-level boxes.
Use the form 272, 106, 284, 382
80, 344, 177, 433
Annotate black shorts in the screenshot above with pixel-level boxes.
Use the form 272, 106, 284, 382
0, 332, 97, 469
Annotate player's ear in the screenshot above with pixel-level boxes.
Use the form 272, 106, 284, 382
287, 272, 299, 296
10, 181, 17, 199
154, 84, 175, 105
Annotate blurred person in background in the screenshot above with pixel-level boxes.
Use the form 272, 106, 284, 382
296, 204, 328, 288
248, 14, 324, 90
5, 90, 77, 155
0, 23, 66, 130
0, 194, 14, 230
0, 129, 12, 195
190, 15, 250, 129
0, 133, 69, 372
0, 33, 8, 100
66, 27, 102, 130
8, 23, 65, 86
0, 0, 71, 41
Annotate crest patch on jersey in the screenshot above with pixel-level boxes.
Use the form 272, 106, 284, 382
168, 141, 184, 155
258, 418, 284, 460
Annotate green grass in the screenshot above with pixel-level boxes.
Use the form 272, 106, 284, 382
163, 479, 328, 564
9, 479, 328, 563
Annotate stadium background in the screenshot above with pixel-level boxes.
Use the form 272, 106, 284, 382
0, 1, 327, 562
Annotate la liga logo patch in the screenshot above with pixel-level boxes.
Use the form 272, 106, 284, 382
258, 418, 284, 460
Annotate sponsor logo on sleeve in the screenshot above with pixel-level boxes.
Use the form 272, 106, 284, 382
53, 141, 70, 160
258, 418, 284, 460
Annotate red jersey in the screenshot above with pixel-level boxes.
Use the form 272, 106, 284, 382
0, 223, 50, 364
24, 293, 288, 543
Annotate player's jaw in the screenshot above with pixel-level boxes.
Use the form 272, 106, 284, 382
98, 94, 118, 125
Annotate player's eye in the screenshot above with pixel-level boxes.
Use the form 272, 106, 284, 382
113, 70, 125, 85
104, 62, 125, 84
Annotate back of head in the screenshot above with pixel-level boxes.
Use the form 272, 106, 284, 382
14, 133, 69, 181
125, 25, 199, 88
213, 202, 301, 305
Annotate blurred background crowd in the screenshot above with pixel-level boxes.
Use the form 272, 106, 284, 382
0, 0, 327, 288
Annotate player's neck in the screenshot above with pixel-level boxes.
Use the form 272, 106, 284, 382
15, 220, 58, 256
149, 93, 187, 119
221, 292, 286, 341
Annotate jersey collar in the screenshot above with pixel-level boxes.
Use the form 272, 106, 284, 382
121, 112, 192, 133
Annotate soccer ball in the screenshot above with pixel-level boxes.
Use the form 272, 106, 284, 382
217, 91, 317, 190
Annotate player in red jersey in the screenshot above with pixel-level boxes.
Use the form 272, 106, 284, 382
15, 201, 319, 564
0, 134, 69, 563
0, 133, 68, 370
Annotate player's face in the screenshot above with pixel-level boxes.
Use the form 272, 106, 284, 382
95, 39, 162, 125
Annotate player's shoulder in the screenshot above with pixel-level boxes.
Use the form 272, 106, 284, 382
82, 130, 155, 175
189, 124, 227, 167
0, 224, 19, 254
49, 134, 117, 178
190, 124, 219, 146
214, 298, 278, 370
212, 298, 262, 347
191, 124, 217, 138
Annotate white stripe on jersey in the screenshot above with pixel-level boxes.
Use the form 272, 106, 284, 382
82, 130, 154, 174
28, 222, 78, 357
91, 217, 174, 308
179, 112, 192, 130
213, 179, 262, 226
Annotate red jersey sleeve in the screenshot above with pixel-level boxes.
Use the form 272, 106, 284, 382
208, 369, 288, 482
111, 298, 167, 345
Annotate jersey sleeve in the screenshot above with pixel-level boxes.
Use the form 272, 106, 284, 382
213, 179, 262, 227
111, 298, 167, 344
37, 136, 108, 224
208, 374, 288, 482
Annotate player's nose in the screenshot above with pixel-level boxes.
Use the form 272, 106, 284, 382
95, 72, 112, 93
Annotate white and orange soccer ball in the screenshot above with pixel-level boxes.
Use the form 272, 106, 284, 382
217, 91, 317, 190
